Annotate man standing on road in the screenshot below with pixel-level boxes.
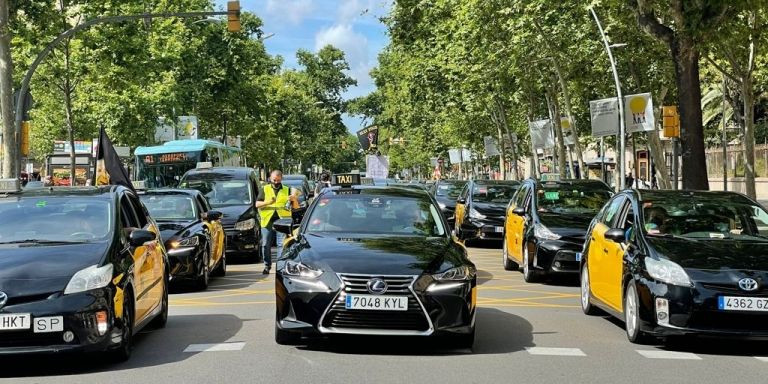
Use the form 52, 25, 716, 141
255, 170, 295, 275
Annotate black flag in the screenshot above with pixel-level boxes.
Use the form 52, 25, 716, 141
95, 127, 134, 191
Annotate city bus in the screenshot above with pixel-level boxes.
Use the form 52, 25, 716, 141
134, 139, 242, 188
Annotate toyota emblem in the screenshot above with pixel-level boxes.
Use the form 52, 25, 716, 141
738, 278, 759, 292
367, 278, 388, 295
0, 291, 6, 309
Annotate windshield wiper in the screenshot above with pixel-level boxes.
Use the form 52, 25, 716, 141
0, 239, 86, 245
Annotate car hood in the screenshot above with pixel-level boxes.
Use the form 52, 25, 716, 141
472, 202, 507, 217
294, 234, 465, 275
538, 213, 593, 238
435, 197, 457, 210
212, 204, 253, 225
647, 236, 768, 271
0, 241, 109, 298
157, 221, 197, 243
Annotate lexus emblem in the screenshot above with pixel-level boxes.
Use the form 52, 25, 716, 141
0, 291, 6, 309
367, 278, 388, 295
738, 278, 759, 292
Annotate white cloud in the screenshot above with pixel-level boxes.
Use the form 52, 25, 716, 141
336, 0, 372, 23
315, 23, 370, 76
266, 0, 315, 25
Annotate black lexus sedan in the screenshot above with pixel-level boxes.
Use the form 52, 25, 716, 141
180, 167, 262, 262
455, 180, 520, 243
273, 183, 477, 348
0, 183, 168, 361
140, 189, 226, 290
429, 180, 466, 227
581, 189, 768, 343
504, 179, 612, 282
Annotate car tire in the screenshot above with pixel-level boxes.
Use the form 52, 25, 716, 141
275, 323, 300, 345
151, 275, 169, 329
195, 249, 210, 291
455, 328, 475, 349
502, 236, 519, 271
580, 264, 600, 316
522, 242, 540, 283
625, 280, 653, 344
212, 253, 227, 277
109, 292, 134, 363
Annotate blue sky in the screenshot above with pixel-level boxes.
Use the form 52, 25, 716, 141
214, 0, 391, 133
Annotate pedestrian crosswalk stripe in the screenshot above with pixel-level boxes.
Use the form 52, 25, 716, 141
184, 342, 246, 352
636, 350, 701, 360
526, 347, 586, 356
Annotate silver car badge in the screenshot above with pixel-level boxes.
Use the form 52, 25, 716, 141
367, 278, 388, 295
738, 278, 759, 292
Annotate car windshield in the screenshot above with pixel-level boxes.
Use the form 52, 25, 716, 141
0, 197, 112, 243
641, 195, 768, 240
305, 195, 446, 236
472, 184, 519, 203
536, 184, 612, 214
140, 195, 197, 221
180, 175, 252, 207
435, 182, 464, 198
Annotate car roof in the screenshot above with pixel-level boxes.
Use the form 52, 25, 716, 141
283, 174, 307, 180
534, 179, 611, 189
182, 167, 254, 177
6, 185, 121, 199
471, 180, 520, 186
327, 185, 431, 198
141, 188, 203, 197
634, 189, 754, 203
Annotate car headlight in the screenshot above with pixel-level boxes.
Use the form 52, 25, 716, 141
234, 218, 255, 231
645, 257, 692, 287
284, 260, 323, 279
534, 223, 561, 240
432, 266, 476, 281
170, 236, 199, 248
64, 264, 114, 295
469, 208, 486, 220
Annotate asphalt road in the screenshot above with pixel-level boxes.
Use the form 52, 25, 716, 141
2, 245, 768, 384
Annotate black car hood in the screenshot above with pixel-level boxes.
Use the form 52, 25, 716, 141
0, 241, 109, 297
157, 221, 196, 242
538, 213, 593, 238
295, 234, 464, 275
212, 204, 252, 225
435, 196, 457, 210
646, 236, 768, 271
472, 202, 507, 217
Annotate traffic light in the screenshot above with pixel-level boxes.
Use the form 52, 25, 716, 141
227, 1, 241, 32
662, 105, 680, 138
20, 121, 30, 157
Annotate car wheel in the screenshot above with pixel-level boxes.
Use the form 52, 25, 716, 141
502, 236, 519, 271
625, 280, 653, 344
522, 242, 540, 283
109, 292, 134, 362
151, 275, 169, 329
212, 253, 227, 277
455, 327, 475, 349
195, 249, 210, 291
580, 264, 600, 315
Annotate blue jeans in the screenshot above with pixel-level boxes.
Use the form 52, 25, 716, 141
260, 225, 285, 268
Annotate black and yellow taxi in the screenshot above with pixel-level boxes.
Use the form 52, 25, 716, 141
273, 174, 477, 348
0, 180, 168, 361
454, 180, 520, 242
140, 189, 226, 290
503, 178, 612, 282
581, 189, 768, 343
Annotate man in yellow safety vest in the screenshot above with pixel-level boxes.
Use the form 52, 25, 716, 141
255, 170, 295, 274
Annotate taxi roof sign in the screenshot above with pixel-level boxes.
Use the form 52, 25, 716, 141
333, 173, 361, 187
196, 161, 213, 169
0, 178, 21, 193
540, 173, 561, 182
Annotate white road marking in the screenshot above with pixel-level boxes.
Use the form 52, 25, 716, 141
184, 342, 246, 352
754, 356, 768, 362
526, 347, 586, 356
636, 350, 701, 360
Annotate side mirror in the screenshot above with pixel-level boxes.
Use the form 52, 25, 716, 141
512, 207, 526, 216
605, 228, 626, 243
204, 210, 222, 221
274, 218, 294, 235
129, 229, 156, 246
457, 198, 466, 205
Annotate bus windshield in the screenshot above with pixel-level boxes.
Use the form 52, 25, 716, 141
135, 140, 242, 188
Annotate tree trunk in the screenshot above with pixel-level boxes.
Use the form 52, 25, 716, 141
672, 37, 709, 190
552, 62, 586, 179
498, 103, 519, 180
497, 124, 506, 180
547, 90, 567, 179
648, 87, 670, 189
0, 0, 15, 178
742, 76, 756, 198
62, 38, 77, 185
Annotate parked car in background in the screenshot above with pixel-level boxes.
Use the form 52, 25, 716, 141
430, 180, 467, 228
455, 180, 520, 243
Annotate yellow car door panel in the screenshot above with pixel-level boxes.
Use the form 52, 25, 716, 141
588, 196, 627, 312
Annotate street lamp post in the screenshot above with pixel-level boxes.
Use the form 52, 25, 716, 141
590, 8, 626, 191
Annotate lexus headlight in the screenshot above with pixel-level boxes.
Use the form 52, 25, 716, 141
171, 236, 199, 248
469, 208, 486, 220
534, 223, 561, 240
234, 218, 255, 231
645, 257, 692, 287
284, 260, 323, 279
64, 264, 113, 294
432, 266, 476, 281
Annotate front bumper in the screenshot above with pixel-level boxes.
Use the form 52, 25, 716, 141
461, 219, 504, 241
166, 246, 204, 281
531, 240, 582, 274
0, 288, 121, 354
224, 227, 259, 254
275, 272, 476, 338
637, 278, 768, 338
